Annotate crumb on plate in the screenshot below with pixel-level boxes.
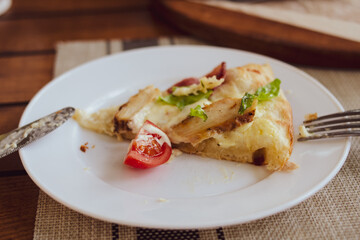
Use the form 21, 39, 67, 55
299, 125, 312, 137
80, 142, 89, 152
305, 113, 318, 121
166, 148, 183, 163
282, 161, 299, 171
157, 197, 169, 203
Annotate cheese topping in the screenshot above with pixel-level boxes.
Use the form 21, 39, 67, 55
141, 123, 172, 147
172, 76, 224, 96
131, 98, 211, 133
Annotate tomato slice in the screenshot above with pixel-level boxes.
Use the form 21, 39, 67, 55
124, 120, 172, 169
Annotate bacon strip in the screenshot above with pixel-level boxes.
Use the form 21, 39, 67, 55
206, 61, 226, 80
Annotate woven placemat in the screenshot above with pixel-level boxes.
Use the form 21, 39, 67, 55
33, 37, 360, 239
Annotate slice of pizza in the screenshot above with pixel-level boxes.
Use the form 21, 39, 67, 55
111, 62, 295, 171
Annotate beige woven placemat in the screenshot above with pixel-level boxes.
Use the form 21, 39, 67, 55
33, 37, 360, 240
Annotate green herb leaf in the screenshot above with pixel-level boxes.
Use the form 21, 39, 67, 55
190, 105, 208, 121
239, 92, 256, 114
239, 79, 281, 114
158, 90, 212, 110
255, 78, 281, 102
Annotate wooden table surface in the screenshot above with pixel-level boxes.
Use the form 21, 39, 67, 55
0, 1, 178, 239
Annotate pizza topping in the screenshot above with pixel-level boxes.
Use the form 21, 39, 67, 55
124, 120, 172, 169
167, 77, 200, 93
189, 105, 208, 122
239, 93, 256, 115
239, 78, 281, 114
205, 61, 226, 80
158, 63, 229, 110
167, 62, 226, 94
255, 78, 281, 101
158, 90, 212, 110
141, 122, 171, 146
169, 98, 256, 145
171, 76, 224, 96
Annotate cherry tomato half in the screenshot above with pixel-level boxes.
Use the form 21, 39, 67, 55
124, 120, 172, 169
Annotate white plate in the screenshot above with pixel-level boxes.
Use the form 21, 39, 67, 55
19, 46, 350, 229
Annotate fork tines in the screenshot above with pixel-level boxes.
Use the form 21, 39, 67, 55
298, 109, 360, 141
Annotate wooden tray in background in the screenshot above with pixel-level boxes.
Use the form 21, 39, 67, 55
153, 0, 360, 68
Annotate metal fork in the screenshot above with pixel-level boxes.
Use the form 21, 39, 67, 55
297, 109, 360, 141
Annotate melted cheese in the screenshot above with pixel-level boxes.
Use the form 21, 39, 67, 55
172, 76, 224, 96
141, 123, 171, 147
211, 65, 273, 101
130, 98, 211, 133
212, 93, 290, 155
299, 125, 312, 137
